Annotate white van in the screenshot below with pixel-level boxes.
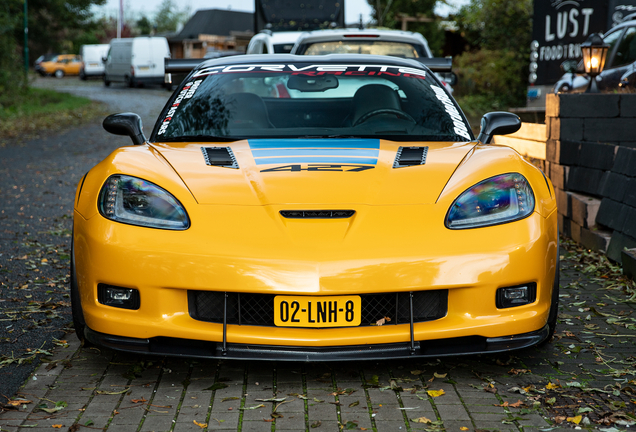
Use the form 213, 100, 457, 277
103, 37, 170, 88
79, 44, 110, 80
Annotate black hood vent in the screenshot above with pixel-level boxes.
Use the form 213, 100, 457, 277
394, 146, 428, 168
280, 210, 355, 219
201, 147, 238, 169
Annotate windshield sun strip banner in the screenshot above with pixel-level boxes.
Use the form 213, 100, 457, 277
192, 64, 427, 78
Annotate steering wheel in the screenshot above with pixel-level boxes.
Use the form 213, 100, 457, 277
353, 108, 416, 126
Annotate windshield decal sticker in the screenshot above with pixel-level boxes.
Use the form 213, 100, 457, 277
430, 85, 472, 141
192, 64, 426, 79
249, 139, 380, 167
157, 80, 199, 135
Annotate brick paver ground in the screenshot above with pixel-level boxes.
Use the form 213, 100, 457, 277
2, 243, 635, 432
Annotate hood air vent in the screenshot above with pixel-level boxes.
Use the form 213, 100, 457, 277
280, 210, 355, 219
201, 147, 238, 169
393, 146, 428, 168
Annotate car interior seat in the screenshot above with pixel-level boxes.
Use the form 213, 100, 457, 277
226, 92, 274, 129
350, 84, 403, 126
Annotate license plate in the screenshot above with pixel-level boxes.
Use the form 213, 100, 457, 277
89, 62, 98, 66
138, 66, 150, 70
274, 295, 361, 328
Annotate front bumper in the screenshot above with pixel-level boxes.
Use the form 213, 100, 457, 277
85, 324, 550, 361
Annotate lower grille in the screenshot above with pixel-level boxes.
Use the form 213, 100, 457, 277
188, 290, 447, 327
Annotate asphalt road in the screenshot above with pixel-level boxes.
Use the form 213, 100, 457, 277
0, 76, 170, 401
1, 75, 635, 431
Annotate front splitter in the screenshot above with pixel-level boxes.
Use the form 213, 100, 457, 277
84, 325, 549, 361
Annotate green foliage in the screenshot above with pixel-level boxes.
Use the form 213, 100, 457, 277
9, 0, 107, 58
0, 0, 28, 109
453, 0, 533, 117
153, 0, 190, 33
365, 0, 446, 55
136, 16, 153, 36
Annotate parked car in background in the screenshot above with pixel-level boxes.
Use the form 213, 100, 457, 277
246, 30, 305, 54
290, 28, 457, 90
553, 17, 636, 93
103, 37, 170, 88
34, 53, 58, 76
79, 44, 110, 80
38, 54, 82, 78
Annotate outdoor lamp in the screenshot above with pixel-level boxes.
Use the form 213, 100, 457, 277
581, 33, 609, 93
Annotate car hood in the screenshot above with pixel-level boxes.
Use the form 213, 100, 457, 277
150, 139, 474, 206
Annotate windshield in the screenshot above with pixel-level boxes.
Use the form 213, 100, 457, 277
301, 41, 423, 58
153, 61, 472, 142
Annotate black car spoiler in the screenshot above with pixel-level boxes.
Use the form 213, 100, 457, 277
164, 56, 453, 82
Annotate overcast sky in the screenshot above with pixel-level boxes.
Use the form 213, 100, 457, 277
94, 0, 470, 26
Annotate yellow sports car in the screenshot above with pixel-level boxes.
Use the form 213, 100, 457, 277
72, 54, 558, 360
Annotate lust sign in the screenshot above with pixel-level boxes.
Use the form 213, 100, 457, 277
531, 0, 607, 85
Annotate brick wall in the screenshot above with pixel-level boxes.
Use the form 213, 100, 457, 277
545, 93, 636, 262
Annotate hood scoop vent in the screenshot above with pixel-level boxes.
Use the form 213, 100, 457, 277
393, 146, 428, 168
201, 147, 238, 169
280, 210, 355, 219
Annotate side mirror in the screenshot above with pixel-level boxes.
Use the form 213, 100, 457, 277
102, 57, 108, 63
560, 59, 578, 73
476, 112, 521, 144
103, 113, 146, 145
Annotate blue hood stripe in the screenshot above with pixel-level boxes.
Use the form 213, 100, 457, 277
254, 157, 378, 166
249, 139, 380, 166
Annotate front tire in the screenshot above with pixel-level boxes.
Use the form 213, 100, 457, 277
104, 75, 111, 87
70, 239, 87, 343
540, 255, 560, 346
79, 70, 87, 80
54, 69, 64, 79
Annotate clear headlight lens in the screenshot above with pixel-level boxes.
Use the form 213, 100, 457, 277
99, 175, 189, 230
446, 173, 535, 229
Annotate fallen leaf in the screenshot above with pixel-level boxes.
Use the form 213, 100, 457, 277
311, 420, 322, 428
264, 418, 274, 423
240, 404, 265, 410
131, 398, 147, 403
410, 370, 422, 375
567, 415, 582, 425
433, 372, 447, 379
460, 427, 469, 431
193, 420, 207, 428
222, 397, 239, 402
204, 382, 228, 391
412, 416, 432, 424
510, 400, 524, 408
508, 368, 531, 375
95, 388, 130, 395
348, 401, 359, 408
427, 389, 445, 398
376, 317, 386, 326
255, 397, 286, 402
52, 425, 63, 429
313, 397, 324, 403
271, 412, 283, 418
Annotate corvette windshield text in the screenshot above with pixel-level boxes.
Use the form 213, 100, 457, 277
192, 64, 427, 78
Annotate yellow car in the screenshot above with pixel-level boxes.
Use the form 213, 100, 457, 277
39, 54, 82, 78
72, 54, 558, 360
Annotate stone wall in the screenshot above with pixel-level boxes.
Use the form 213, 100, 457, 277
545, 93, 636, 262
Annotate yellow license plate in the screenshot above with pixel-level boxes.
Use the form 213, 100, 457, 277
274, 295, 361, 328
139, 66, 150, 70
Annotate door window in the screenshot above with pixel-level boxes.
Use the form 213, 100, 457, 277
605, 29, 626, 68
612, 27, 636, 68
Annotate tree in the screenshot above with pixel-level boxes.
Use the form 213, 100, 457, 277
136, 16, 153, 35
0, 0, 27, 109
366, 0, 447, 55
452, 0, 532, 115
153, 0, 190, 34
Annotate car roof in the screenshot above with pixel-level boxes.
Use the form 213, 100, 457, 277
192, 53, 430, 72
255, 31, 306, 44
294, 28, 428, 44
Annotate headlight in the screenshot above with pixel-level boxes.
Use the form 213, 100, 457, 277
446, 173, 535, 229
98, 175, 189, 230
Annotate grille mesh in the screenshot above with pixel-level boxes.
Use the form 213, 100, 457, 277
188, 290, 447, 327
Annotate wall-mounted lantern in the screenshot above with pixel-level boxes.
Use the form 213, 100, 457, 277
581, 33, 609, 93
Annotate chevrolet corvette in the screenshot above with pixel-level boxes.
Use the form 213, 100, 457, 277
71, 54, 558, 360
